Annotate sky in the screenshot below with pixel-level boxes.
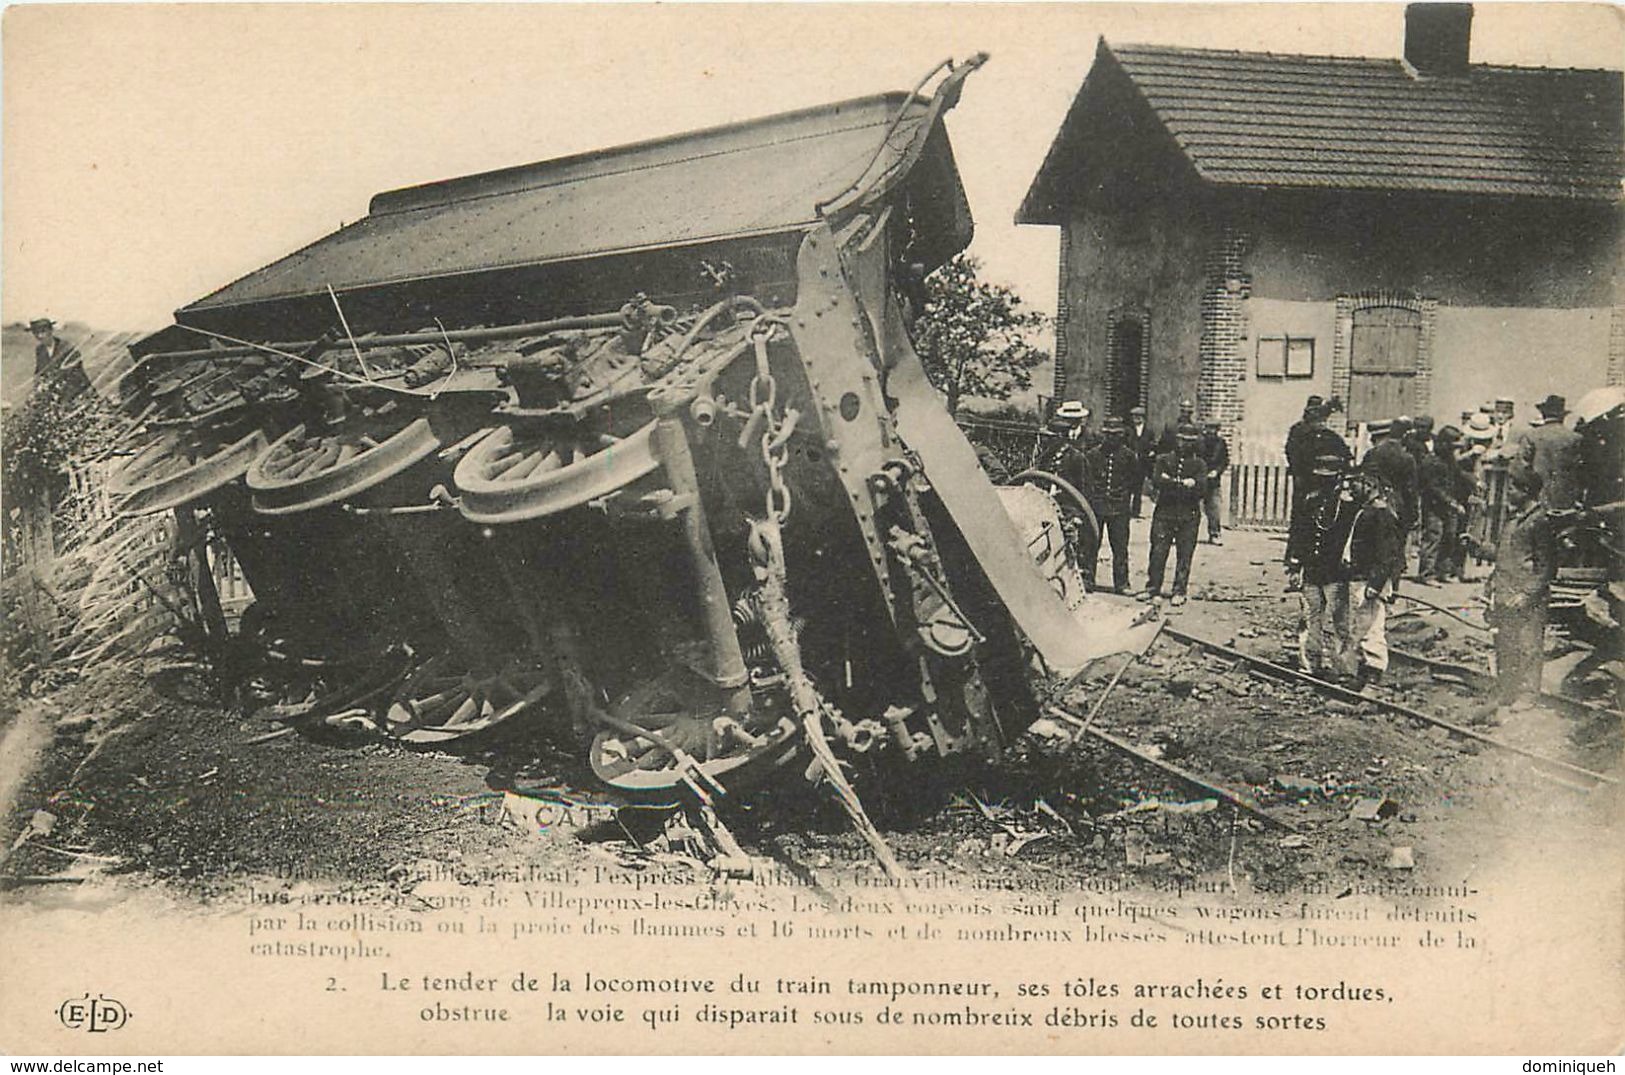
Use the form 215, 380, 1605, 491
3, 2, 1621, 335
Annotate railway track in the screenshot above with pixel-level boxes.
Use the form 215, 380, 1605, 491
1042, 620, 1618, 849
1384, 646, 1621, 729
1155, 626, 1619, 792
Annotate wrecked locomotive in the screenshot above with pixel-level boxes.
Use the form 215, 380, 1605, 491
104, 59, 1141, 848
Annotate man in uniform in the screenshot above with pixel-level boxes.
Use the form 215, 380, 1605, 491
1285, 396, 1329, 587
1418, 425, 1467, 584
1298, 449, 1354, 677
1363, 416, 1419, 535
1338, 475, 1404, 691
1128, 405, 1154, 518
1158, 397, 1196, 452
1199, 418, 1229, 545
1468, 464, 1556, 716
1513, 394, 1582, 510
1143, 423, 1208, 606
1403, 415, 1435, 578
1079, 415, 1138, 593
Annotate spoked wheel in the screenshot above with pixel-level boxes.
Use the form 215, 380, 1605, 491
588, 666, 800, 802
109, 424, 271, 517
248, 412, 459, 515
383, 651, 553, 744
1011, 468, 1099, 575
453, 404, 661, 524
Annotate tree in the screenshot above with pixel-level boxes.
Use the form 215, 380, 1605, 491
910, 254, 1049, 418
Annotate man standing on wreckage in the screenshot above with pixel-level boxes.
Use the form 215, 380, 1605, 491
1466, 462, 1559, 721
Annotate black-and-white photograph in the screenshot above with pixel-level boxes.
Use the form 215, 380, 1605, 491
1, 2, 1620, 1058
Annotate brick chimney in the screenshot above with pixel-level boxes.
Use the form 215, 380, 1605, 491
1404, 3, 1473, 77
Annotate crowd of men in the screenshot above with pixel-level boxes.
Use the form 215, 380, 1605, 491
1026, 386, 1605, 716
1284, 391, 1597, 712
1037, 398, 1229, 607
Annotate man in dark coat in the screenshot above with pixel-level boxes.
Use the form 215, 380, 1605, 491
1513, 394, 1583, 510
1285, 396, 1329, 585
1143, 423, 1208, 606
1079, 415, 1139, 593
1362, 417, 1419, 534
1297, 450, 1355, 677
1127, 405, 1154, 518
1199, 418, 1229, 545
1157, 397, 1196, 453
1418, 425, 1467, 583
29, 318, 91, 404
1337, 474, 1404, 690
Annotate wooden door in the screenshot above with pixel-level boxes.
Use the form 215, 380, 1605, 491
1348, 305, 1421, 425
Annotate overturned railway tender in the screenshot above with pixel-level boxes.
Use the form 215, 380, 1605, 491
108, 59, 1138, 823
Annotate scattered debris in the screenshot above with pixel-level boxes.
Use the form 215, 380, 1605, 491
1124, 827, 1149, 866
10, 810, 57, 850
1385, 846, 1416, 870
1349, 797, 1399, 822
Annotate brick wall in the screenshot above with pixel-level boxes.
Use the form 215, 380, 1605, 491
1052, 229, 1071, 403
1197, 224, 1250, 441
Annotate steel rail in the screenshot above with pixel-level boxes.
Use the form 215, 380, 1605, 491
1159, 627, 1619, 789
1385, 646, 1621, 726
1044, 710, 1298, 833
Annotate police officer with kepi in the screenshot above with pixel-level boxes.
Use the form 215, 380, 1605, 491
1339, 474, 1404, 691
1298, 449, 1354, 678
1080, 415, 1138, 593
1142, 423, 1208, 606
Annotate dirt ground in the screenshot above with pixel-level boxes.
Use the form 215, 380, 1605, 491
1, 522, 1619, 902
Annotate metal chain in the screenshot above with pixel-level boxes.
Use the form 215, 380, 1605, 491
749, 322, 795, 525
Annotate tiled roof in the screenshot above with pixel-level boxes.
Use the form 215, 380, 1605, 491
1021, 39, 1622, 217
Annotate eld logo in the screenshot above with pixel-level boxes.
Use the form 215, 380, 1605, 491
57, 993, 130, 1033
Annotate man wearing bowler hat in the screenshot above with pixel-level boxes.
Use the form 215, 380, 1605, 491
29, 317, 91, 404
1513, 394, 1582, 509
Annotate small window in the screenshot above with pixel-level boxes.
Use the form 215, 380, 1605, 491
1256, 336, 1315, 379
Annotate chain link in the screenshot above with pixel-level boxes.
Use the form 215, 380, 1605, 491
749, 322, 794, 525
